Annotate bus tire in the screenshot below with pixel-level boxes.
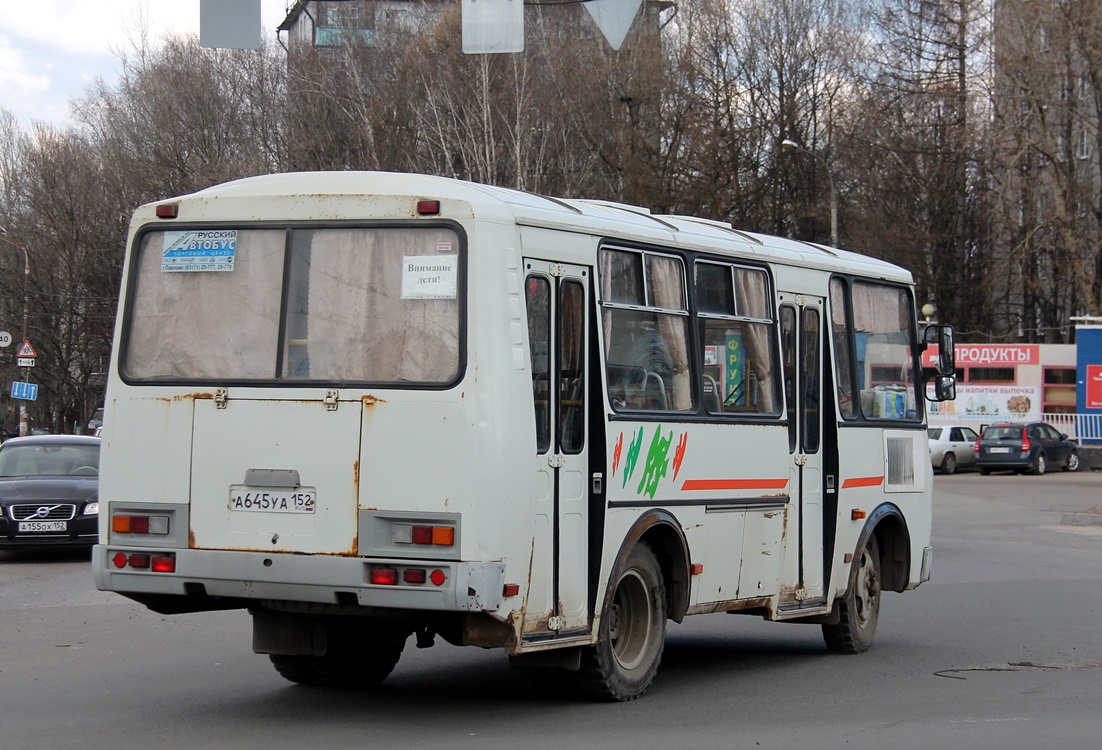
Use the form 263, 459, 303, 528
270, 628, 406, 687
578, 542, 666, 701
822, 535, 880, 654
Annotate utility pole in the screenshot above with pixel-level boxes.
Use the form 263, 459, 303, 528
782, 139, 839, 248
0, 225, 31, 436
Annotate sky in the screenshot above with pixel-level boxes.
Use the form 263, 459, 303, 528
0, 1, 292, 129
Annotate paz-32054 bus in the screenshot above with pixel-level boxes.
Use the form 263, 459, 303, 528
93, 172, 955, 701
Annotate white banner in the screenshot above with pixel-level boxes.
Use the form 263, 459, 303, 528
929, 384, 1041, 420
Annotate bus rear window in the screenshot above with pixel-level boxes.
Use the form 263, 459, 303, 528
123, 227, 462, 384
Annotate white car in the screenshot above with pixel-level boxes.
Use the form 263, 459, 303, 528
928, 425, 980, 474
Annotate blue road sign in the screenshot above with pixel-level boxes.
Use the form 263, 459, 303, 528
10, 381, 38, 400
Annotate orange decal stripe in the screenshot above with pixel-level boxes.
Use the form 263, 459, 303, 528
841, 476, 885, 489
681, 478, 790, 491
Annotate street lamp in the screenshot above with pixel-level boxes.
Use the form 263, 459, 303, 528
782, 138, 839, 248
0, 225, 30, 436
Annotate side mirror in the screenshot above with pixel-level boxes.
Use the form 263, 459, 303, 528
922, 325, 956, 402
932, 374, 955, 402
922, 325, 955, 376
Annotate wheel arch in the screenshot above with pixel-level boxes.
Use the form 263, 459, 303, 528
605, 510, 691, 624
852, 503, 910, 595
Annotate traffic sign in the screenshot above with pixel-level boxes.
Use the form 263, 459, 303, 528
0, 331, 11, 347
583, 0, 643, 51
16, 357, 34, 368
11, 381, 38, 401
16, 340, 35, 358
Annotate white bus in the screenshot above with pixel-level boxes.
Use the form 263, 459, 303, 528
94, 172, 955, 701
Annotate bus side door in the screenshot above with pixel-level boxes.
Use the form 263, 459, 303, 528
524, 261, 591, 636
780, 296, 826, 604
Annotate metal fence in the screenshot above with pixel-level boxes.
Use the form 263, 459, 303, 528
928, 412, 1102, 445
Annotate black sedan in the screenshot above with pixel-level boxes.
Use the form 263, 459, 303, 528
0, 435, 100, 549
975, 422, 1079, 476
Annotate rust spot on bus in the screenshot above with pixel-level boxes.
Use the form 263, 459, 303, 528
152, 392, 216, 403
189, 528, 197, 548
361, 395, 386, 407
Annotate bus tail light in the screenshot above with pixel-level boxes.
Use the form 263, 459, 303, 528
151, 555, 176, 573
112, 551, 174, 572
113, 514, 170, 535
371, 567, 398, 585
403, 569, 426, 584
393, 523, 455, 547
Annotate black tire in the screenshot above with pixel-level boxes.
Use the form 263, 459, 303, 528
979, 466, 991, 476
578, 542, 666, 701
1064, 451, 1080, 472
823, 535, 881, 654
270, 624, 407, 687
1031, 452, 1046, 475
941, 453, 957, 475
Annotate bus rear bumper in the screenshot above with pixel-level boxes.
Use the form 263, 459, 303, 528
92, 545, 505, 614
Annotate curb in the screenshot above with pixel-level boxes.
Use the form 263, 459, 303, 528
1061, 512, 1102, 526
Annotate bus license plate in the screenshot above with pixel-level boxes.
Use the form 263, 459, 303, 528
19, 521, 67, 532
229, 487, 316, 514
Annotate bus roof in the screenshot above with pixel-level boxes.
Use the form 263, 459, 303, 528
145, 171, 912, 283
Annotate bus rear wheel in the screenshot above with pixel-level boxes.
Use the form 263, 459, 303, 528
270, 624, 407, 687
822, 535, 881, 654
578, 542, 666, 701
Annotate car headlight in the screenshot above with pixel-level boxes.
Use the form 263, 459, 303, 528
84, 501, 99, 516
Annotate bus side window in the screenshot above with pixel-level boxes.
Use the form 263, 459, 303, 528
600, 248, 692, 412
696, 262, 779, 416
526, 276, 551, 453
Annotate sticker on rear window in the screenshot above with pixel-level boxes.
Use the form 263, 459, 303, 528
401, 253, 458, 299
162, 230, 237, 273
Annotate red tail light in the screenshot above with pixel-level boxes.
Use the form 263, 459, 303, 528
371, 567, 398, 585
1021, 436, 1031, 453
151, 555, 176, 573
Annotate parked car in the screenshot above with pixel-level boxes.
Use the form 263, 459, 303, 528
928, 424, 980, 474
0, 435, 100, 549
975, 422, 1079, 475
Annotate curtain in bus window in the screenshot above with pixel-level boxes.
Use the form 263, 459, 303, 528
733, 267, 777, 413
286, 228, 459, 383
830, 278, 857, 418
125, 230, 285, 379
851, 282, 915, 420
647, 255, 691, 411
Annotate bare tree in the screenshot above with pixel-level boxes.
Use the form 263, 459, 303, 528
991, 0, 1102, 341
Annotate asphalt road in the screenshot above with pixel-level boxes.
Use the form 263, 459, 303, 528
2, 470, 1100, 749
